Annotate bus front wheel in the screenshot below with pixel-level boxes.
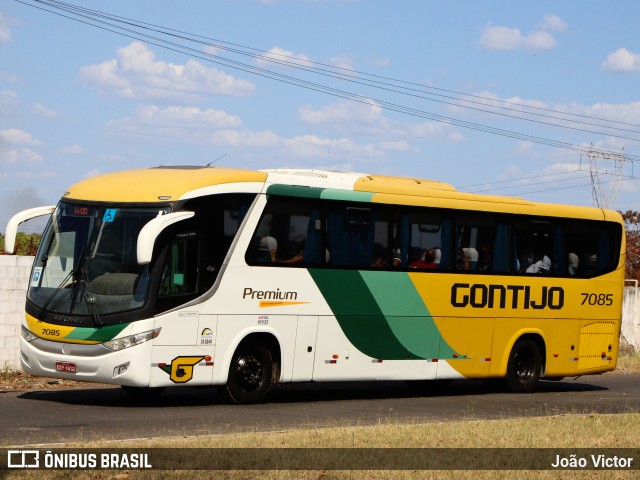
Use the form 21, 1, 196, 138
225, 343, 273, 404
505, 339, 541, 393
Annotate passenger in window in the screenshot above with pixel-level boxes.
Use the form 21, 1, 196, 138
371, 243, 389, 267
476, 244, 492, 272
519, 251, 537, 273
277, 239, 305, 264
433, 247, 441, 266
568, 253, 579, 275
392, 240, 402, 268
457, 248, 470, 270
526, 255, 552, 274
256, 236, 278, 263
410, 248, 437, 269
458, 247, 476, 270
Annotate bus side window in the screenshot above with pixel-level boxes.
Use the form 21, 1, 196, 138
456, 213, 508, 273
397, 207, 451, 270
326, 205, 373, 268
514, 218, 556, 275
247, 197, 321, 267
566, 220, 621, 277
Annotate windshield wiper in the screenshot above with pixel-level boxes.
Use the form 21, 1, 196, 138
37, 268, 76, 320
79, 267, 102, 327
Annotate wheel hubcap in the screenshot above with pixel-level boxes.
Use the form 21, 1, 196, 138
236, 353, 263, 391
514, 351, 533, 382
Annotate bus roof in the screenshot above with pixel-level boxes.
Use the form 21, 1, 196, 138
64, 166, 268, 202
61, 165, 618, 222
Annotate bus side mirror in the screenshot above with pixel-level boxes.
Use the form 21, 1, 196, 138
136, 211, 195, 265
4, 206, 56, 254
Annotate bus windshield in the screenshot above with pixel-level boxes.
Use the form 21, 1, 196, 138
28, 202, 170, 322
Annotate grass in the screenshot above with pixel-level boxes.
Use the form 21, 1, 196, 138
4, 415, 640, 479
617, 349, 640, 373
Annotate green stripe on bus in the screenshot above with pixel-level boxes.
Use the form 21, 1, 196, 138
64, 323, 129, 342
266, 184, 375, 203
267, 184, 325, 198
309, 269, 419, 359
359, 271, 454, 359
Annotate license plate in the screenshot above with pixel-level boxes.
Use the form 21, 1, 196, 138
55, 361, 78, 373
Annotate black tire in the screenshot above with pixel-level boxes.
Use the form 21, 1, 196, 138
505, 339, 541, 393
121, 385, 166, 397
225, 343, 273, 404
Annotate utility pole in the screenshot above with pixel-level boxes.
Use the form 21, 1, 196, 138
581, 145, 630, 209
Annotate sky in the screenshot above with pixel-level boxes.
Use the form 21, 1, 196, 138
2, 0, 640, 233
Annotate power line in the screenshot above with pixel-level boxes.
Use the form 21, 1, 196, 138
32, 0, 640, 135
14, 0, 640, 162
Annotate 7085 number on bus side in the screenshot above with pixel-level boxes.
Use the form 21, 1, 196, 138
581, 293, 613, 306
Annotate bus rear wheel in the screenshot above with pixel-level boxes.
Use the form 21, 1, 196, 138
505, 339, 541, 393
225, 343, 273, 404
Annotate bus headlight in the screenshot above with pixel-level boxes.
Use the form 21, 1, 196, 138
21, 325, 38, 343
103, 328, 161, 351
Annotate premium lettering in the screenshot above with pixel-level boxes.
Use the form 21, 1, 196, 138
243, 287, 298, 301
451, 283, 564, 310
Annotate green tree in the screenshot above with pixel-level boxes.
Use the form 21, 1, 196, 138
621, 210, 640, 281
0, 233, 41, 256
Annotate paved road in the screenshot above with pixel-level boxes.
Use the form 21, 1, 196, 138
1, 374, 639, 446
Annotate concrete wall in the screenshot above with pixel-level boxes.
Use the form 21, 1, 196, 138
0, 255, 35, 369
622, 285, 640, 351
1, 255, 640, 370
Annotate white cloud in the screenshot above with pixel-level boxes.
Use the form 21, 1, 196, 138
523, 30, 557, 50
299, 100, 386, 127
602, 48, 640, 72
284, 135, 384, 158
0, 12, 12, 45
451, 90, 640, 127
300, 100, 465, 143
0, 147, 44, 166
478, 16, 565, 51
539, 14, 567, 32
108, 105, 243, 142
0, 128, 42, 146
32, 103, 59, 118
257, 47, 313, 68
107, 103, 390, 159
479, 25, 523, 51
329, 54, 356, 71
0, 129, 44, 167
407, 122, 465, 142
80, 41, 255, 102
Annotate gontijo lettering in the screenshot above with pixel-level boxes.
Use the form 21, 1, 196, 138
451, 283, 564, 310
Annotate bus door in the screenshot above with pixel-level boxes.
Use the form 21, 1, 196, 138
149, 232, 216, 387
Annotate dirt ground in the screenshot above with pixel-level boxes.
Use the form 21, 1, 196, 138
0, 369, 98, 391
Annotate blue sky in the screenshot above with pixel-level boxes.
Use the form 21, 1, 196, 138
2, 0, 640, 232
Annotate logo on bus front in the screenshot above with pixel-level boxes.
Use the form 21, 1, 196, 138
157, 356, 211, 383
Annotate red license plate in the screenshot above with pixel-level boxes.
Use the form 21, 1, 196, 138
55, 361, 78, 373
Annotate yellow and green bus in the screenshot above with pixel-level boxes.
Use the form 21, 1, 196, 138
5, 166, 625, 403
